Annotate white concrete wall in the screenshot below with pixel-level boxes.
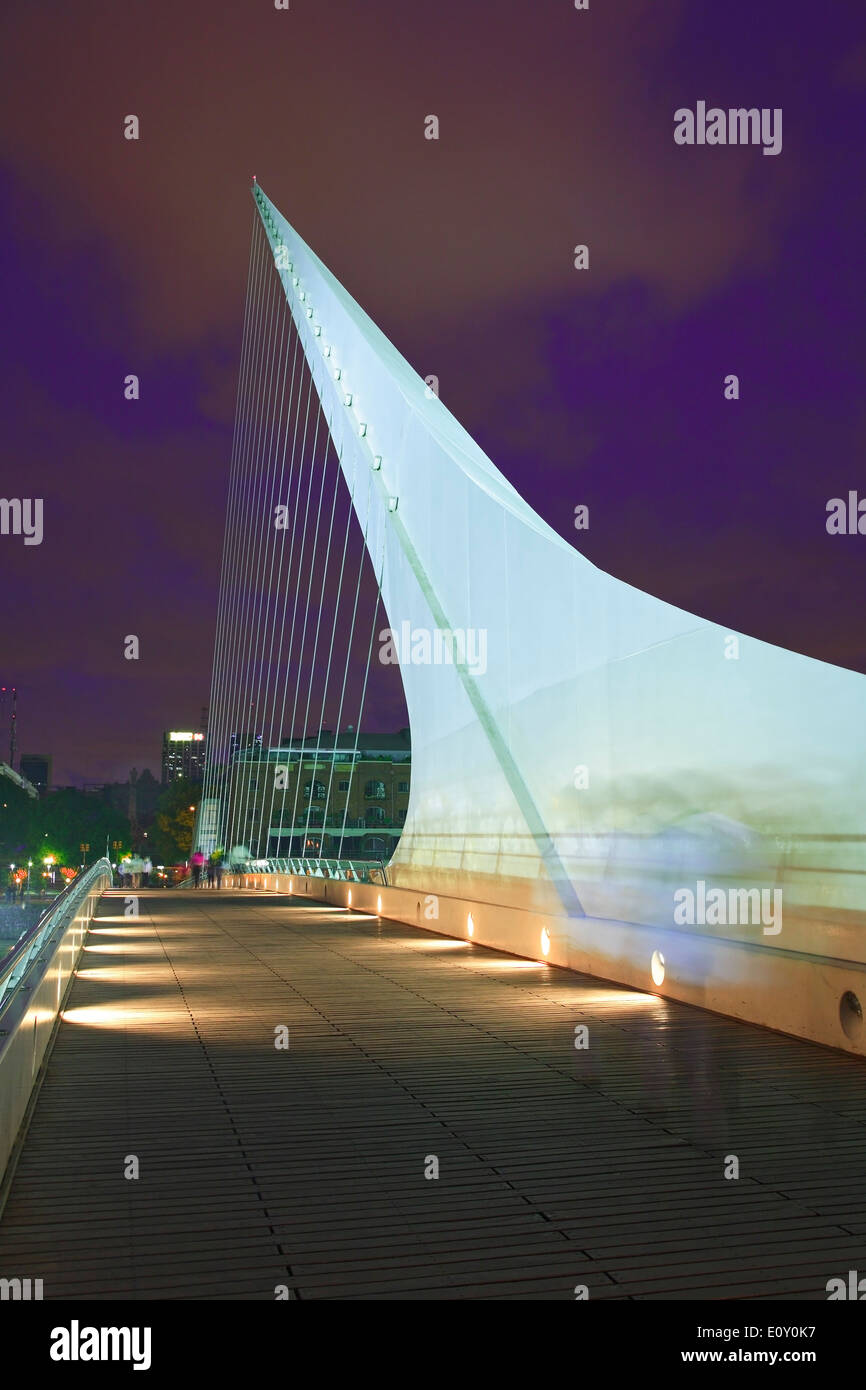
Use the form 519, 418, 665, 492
228, 872, 866, 1059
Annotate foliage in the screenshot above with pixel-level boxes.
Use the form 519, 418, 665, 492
0, 781, 131, 867
150, 779, 198, 863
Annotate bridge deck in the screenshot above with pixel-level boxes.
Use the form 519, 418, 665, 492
0, 888, 865, 1300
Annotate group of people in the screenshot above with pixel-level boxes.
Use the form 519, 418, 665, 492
117, 856, 153, 888
5, 870, 25, 903
190, 849, 224, 889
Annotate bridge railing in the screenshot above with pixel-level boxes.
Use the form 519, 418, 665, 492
0, 857, 113, 1185
247, 857, 389, 886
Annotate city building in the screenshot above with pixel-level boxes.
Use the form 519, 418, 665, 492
19, 753, 51, 793
162, 730, 206, 785
219, 727, 410, 861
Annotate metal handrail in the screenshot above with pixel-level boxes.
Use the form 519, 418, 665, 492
244, 857, 389, 886
0, 858, 113, 1016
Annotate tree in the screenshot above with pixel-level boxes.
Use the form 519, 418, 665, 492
151, 780, 197, 863
0, 780, 39, 864
36, 789, 130, 866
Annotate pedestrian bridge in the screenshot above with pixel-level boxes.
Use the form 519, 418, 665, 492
1, 884, 865, 1300
197, 182, 865, 1058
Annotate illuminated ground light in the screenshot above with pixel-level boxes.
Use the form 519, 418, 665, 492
376, 895, 382, 914
467, 913, 475, 938
540, 926, 551, 958
472, 959, 544, 971
92, 917, 150, 928
82, 942, 152, 955
89, 925, 153, 936
651, 949, 666, 986
288, 879, 293, 893
61, 1003, 171, 1029
347, 890, 352, 908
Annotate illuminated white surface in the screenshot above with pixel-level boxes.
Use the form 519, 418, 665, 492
251, 185, 865, 946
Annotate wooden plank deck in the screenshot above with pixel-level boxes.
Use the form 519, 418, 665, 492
0, 887, 865, 1300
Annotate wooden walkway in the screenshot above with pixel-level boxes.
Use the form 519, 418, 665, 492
0, 888, 865, 1300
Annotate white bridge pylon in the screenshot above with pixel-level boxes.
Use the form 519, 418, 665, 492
249, 182, 864, 943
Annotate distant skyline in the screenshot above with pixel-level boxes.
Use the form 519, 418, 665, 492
1, 0, 864, 784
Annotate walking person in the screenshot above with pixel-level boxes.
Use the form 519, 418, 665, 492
206, 856, 215, 888
191, 849, 205, 888
142, 856, 152, 888
215, 856, 224, 890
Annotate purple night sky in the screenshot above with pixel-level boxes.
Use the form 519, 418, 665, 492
0, 0, 863, 785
